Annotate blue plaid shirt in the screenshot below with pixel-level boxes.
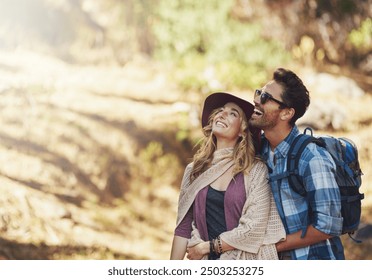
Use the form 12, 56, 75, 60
261, 126, 344, 260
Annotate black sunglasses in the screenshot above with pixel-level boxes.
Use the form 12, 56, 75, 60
255, 89, 288, 108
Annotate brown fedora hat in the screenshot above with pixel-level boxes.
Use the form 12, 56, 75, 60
201, 92, 255, 127
201, 92, 261, 150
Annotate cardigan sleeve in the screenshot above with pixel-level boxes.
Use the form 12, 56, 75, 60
176, 163, 193, 226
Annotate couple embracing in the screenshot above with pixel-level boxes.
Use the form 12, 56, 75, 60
170, 68, 344, 260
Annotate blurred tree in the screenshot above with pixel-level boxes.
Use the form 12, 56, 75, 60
348, 18, 372, 71
151, 0, 289, 90
254, 0, 371, 75
1, 0, 369, 80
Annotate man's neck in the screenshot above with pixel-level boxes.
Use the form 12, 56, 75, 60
264, 124, 293, 151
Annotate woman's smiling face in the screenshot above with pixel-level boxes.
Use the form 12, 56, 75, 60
212, 102, 244, 147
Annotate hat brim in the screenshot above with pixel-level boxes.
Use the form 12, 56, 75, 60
202, 92, 255, 128
201, 92, 261, 151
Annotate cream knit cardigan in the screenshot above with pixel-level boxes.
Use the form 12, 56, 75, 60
176, 148, 286, 260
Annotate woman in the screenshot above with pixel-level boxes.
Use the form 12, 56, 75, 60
170, 92, 285, 260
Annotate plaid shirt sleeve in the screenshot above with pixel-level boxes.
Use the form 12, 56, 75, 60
300, 143, 343, 236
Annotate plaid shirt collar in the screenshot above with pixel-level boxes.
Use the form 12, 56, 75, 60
261, 125, 300, 161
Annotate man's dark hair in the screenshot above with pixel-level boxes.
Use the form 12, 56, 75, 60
273, 68, 310, 126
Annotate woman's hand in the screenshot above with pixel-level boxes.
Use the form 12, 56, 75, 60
186, 242, 209, 260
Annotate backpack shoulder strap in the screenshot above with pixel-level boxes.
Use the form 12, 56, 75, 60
286, 129, 326, 238
287, 130, 325, 197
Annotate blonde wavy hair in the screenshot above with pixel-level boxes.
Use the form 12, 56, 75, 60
190, 106, 257, 182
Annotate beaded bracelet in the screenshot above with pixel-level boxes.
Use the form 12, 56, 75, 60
217, 236, 223, 254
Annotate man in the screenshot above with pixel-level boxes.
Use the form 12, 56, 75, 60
249, 68, 345, 260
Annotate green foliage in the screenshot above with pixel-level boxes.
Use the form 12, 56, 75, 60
151, 0, 290, 91
348, 18, 372, 51
317, 0, 357, 15
152, 0, 233, 58
215, 61, 268, 90
338, 0, 356, 14
138, 141, 180, 184
172, 54, 209, 92
176, 112, 192, 142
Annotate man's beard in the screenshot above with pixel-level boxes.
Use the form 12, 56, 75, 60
249, 116, 276, 130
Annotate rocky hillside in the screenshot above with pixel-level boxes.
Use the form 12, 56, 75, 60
0, 49, 371, 260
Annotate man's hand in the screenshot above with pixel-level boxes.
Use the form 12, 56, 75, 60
186, 242, 209, 260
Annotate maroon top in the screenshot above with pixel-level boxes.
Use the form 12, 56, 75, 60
175, 172, 246, 240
